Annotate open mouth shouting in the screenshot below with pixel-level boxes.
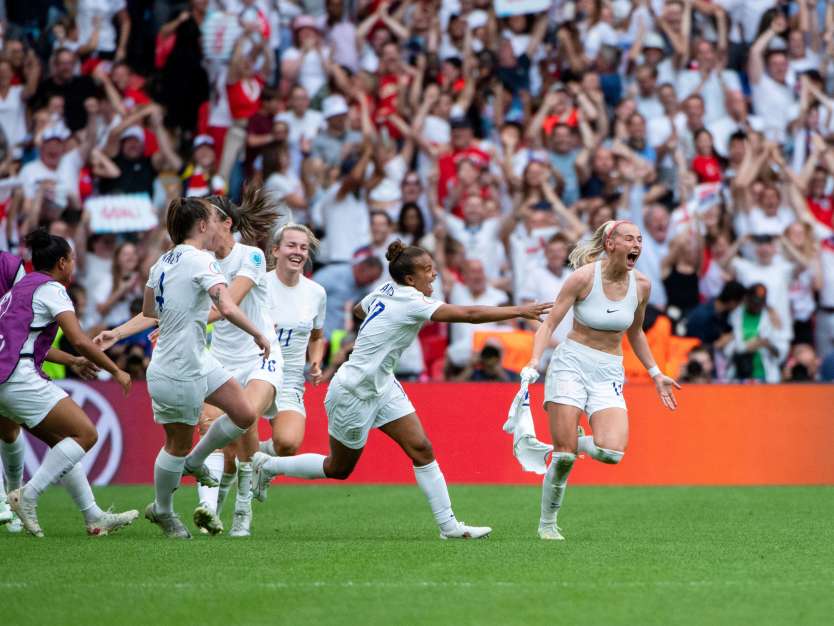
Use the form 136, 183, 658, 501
626, 251, 640, 268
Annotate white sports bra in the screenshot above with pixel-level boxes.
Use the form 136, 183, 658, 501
573, 260, 639, 332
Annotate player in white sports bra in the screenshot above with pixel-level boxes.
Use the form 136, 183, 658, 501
523, 220, 680, 541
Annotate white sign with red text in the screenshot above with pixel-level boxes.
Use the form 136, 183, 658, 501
84, 193, 158, 234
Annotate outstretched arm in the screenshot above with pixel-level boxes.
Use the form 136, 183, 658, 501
526, 271, 585, 369
430, 301, 550, 324
56, 311, 132, 394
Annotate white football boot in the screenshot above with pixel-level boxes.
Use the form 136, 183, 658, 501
87, 509, 140, 536
8, 488, 43, 537
0, 496, 12, 525
439, 521, 492, 540
250, 452, 272, 503
145, 503, 192, 539
537, 523, 565, 541
229, 506, 252, 537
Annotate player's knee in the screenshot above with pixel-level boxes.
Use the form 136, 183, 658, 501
408, 437, 434, 466
76, 425, 98, 451
0, 428, 20, 444
229, 407, 258, 429
325, 463, 353, 480
273, 437, 301, 456
595, 444, 624, 464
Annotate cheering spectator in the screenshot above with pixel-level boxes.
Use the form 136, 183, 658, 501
724, 284, 789, 383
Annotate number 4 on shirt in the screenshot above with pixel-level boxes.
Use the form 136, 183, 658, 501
155, 272, 166, 311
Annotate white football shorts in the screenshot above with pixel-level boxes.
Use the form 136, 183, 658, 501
325, 377, 415, 450
0, 360, 68, 428
543, 339, 627, 417
148, 355, 232, 426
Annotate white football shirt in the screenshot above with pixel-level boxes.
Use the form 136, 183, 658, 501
146, 245, 226, 380
334, 282, 442, 400
210, 243, 277, 368
266, 272, 327, 389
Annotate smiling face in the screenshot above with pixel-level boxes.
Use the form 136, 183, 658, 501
273, 228, 311, 275
605, 222, 643, 270
116, 243, 139, 274
404, 253, 438, 297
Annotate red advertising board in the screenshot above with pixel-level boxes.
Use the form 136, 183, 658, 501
24, 380, 834, 486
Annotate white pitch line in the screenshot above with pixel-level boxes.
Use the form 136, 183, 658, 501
1, 580, 832, 590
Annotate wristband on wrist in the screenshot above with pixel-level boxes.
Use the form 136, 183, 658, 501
647, 365, 661, 378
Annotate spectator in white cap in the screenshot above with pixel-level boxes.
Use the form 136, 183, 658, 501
311, 94, 361, 167
281, 15, 329, 100
19, 116, 94, 221
182, 135, 226, 198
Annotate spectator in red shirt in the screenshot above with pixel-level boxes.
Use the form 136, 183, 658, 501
219, 29, 274, 184
805, 166, 834, 230
692, 128, 723, 184
436, 117, 490, 207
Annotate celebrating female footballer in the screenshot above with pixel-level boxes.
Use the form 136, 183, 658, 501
522, 220, 680, 541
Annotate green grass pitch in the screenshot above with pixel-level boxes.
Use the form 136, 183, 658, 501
3, 485, 833, 626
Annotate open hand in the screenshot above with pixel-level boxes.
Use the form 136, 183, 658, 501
115, 370, 132, 396
93, 330, 119, 351
653, 373, 681, 410
518, 302, 552, 321
71, 357, 100, 380
309, 363, 323, 386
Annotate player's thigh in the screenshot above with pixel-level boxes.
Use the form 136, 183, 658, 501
244, 379, 277, 418
588, 407, 629, 451
379, 412, 434, 465
206, 376, 256, 427
270, 410, 306, 455
545, 402, 583, 453
0, 416, 20, 443
29, 397, 97, 450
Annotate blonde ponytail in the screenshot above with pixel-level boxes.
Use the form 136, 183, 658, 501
568, 220, 622, 269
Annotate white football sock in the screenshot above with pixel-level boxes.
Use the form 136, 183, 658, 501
61, 463, 104, 524
235, 462, 253, 509
540, 452, 576, 526
577, 436, 624, 464
413, 461, 458, 533
154, 448, 186, 514
258, 440, 276, 456
0, 430, 24, 492
24, 438, 86, 501
197, 451, 225, 512
262, 453, 326, 479
217, 471, 237, 514
185, 415, 246, 472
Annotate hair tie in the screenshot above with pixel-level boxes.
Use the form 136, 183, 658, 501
605, 220, 629, 246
